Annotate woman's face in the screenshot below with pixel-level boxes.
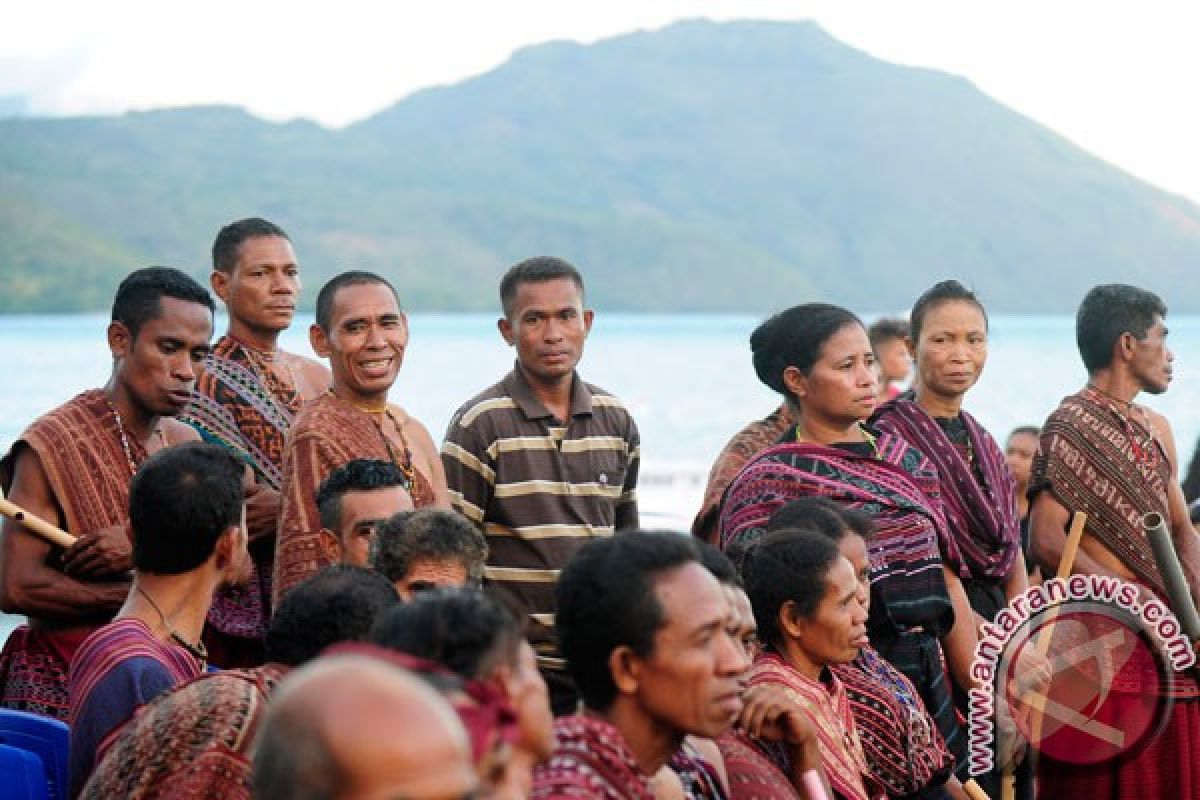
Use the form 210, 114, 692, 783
787, 556, 869, 671
912, 300, 988, 402
1005, 430, 1039, 489
789, 323, 878, 427
837, 532, 871, 615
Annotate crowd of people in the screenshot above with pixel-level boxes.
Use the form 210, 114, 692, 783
0, 215, 1196, 799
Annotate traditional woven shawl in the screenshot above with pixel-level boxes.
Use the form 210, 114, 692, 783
692, 404, 796, 544
532, 715, 656, 799
832, 645, 954, 797
746, 652, 870, 800
0, 389, 138, 719
181, 336, 300, 491
720, 430, 954, 637
182, 337, 306, 640
80, 663, 287, 799
873, 392, 1019, 579
1033, 388, 1170, 595
274, 392, 435, 604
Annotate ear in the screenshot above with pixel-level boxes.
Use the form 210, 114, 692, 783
1117, 331, 1137, 363
213, 524, 239, 571
608, 645, 641, 696
310, 323, 332, 358
582, 309, 595, 335
108, 321, 132, 360
777, 599, 807, 641
490, 662, 518, 699
210, 270, 230, 304
782, 365, 808, 399
317, 528, 342, 562
905, 335, 917, 361
498, 316, 515, 346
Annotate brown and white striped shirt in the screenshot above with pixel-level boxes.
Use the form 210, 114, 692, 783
441, 366, 640, 670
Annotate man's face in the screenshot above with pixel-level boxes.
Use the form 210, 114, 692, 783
111, 296, 213, 416
336, 486, 414, 567
396, 558, 471, 600
313, 283, 408, 405
498, 278, 592, 388
212, 235, 299, 336
1130, 316, 1174, 395
1005, 431, 1039, 489
506, 640, 555, 762
724, 586, 758, 662
875, 337, 911, 384
632, 563, 749, 740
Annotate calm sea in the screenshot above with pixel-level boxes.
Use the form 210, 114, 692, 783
4, 312, 1200, 524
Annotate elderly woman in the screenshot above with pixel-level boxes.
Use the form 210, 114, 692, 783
768, 498, 960, 800
719, 303, 977, 781
739, 529, 870, 800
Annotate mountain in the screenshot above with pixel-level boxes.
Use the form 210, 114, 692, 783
3, 19, 1200, 313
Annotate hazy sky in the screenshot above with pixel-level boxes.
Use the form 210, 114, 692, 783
4, 1, 1199, 202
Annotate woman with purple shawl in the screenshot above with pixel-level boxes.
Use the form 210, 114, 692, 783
871, 281, 1030, 799
718, 304, 979, 785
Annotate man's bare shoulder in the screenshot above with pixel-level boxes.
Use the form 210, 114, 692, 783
281, 352, 332, 399
162, 417, 202, 444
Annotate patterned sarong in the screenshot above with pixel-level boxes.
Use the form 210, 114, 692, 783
0, 389, 138, 720
744, 652, 871, 800
181, 336, 304, 647
832, 645, 954, 797
80, 663, 288, 800
1033, 387, 1171, 595
274, 392, 436, 604
532, 714, 657, 799
692, 404, 795, 545
873, 393, 1019, 580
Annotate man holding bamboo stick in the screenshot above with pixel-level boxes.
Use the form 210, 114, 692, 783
1030, 283, 1200, 798
0, 267, 213, 720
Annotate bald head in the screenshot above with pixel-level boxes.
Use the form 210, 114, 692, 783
252, 655, 476, 800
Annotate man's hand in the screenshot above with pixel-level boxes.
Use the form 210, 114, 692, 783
244, 482, 281, 541
736, 683, 820, 773
61, 522, 133, 578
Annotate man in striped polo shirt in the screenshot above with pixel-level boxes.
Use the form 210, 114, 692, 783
442, 256, 640, 714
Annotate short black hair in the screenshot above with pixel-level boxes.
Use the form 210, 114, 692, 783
370, 509, 488, 585
316, 459, 411, 533
212, 217, 290, 273
743, 529, 842, 650
909, 280, 988, 343
696, 539, 740, 588
111, 266, 214, 340
1076, 284, 1167, 373
499, 256, 585, 319
767, 497, 849, 540
1007, 425, 1041, 442
556, 531, 699, 711
867, 317, 909, 351
130, 442, 244, 574
315, 270, 400, 333
369, 588, 521, 680
750, 303, 863, 400
265, 565, 400, 667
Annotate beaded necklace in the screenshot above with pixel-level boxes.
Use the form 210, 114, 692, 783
106, 398, 166, 476
331, 390, 418, 488
136, 586, 208, 668
796, 421, 880, 458
1085, 384, 1158, 468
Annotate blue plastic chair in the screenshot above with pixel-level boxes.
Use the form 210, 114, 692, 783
0, 710, 68, 800
0, 744, 49, 800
